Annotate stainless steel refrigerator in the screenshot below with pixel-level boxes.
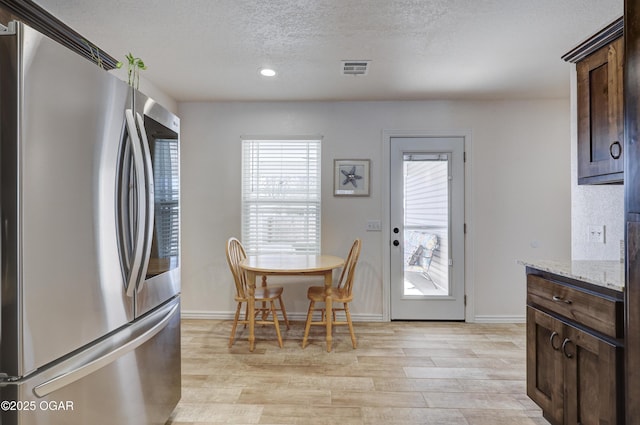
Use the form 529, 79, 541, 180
0, 21, 181, 425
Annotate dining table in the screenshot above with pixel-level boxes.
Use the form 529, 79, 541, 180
239, 254, 345, 352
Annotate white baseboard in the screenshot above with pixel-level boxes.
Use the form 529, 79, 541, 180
181, 310, 236, 320
473, 315, 526, 324
182, 311, 524, 324
181, 310, 385, 322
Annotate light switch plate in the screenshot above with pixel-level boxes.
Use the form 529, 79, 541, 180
366, 220, 381, 231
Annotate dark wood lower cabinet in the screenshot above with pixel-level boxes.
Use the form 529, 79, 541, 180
528, 307, 623, 425
527, 307, 564, 425
526, 271, 625, 425
564, 323, 622, 425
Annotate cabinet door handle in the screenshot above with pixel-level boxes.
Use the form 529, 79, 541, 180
562, 338, 574, 359
610, 140, 622, 159
549, 331, 561, 351
552, 295, 572, 305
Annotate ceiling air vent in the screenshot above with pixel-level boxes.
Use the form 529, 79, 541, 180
341, 60, 370, 76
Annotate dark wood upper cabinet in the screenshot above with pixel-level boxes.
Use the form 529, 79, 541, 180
577, 37, 624, 184
564, 18, 624, 185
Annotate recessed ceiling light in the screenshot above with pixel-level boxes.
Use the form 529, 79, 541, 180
260, 68, 276, 77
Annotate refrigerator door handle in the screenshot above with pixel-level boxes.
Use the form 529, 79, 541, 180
134, 112, 155, 293
32, 299, 179, 398
117, 137, 133, 277
124, 109, 147, 297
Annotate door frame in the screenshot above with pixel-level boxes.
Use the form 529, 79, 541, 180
381, 129, 474, 322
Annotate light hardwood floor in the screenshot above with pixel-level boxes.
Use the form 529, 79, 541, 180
168, 319, 549, 425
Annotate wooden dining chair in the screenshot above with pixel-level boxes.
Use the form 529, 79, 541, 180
225, 237, 290, 348
302, 239, 362, 349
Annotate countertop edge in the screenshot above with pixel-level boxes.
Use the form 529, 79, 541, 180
518, 259, 624, 293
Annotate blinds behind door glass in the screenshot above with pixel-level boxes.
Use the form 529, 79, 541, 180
153, 139, 180, 259
403, 153, 449, 228
241, 139, 321, 255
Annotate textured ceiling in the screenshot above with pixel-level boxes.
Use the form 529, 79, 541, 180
34, 0, 622, 102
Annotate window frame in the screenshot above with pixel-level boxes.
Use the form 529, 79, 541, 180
240, 137, 322, 256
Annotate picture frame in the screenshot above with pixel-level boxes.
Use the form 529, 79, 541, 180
334, 159, 370, 196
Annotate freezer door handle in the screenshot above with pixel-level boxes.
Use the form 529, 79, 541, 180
124, 109, 147, 297
134, 112, 155, 293
33, 299, 179, 398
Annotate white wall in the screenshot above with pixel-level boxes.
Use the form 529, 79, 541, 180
179, 99, 571, 322
569, 67, 625, 261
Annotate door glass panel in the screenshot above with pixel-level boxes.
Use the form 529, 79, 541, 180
402, 153, 449, 297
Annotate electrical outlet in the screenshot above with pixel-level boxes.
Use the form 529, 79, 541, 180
587, 225, 605, 244
366, 220, 381, 231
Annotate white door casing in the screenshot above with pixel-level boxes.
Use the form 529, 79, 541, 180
389, 136, 465, 320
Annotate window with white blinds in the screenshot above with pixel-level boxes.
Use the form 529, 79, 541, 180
241, 138, 321, 255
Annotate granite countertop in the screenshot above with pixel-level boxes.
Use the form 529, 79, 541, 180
518, 259, 624, 292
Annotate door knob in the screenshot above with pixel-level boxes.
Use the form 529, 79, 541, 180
393, 240, 400, 246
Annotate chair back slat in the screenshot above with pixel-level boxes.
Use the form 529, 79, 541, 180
226, 237, 248, 298
336, 239, 362, 296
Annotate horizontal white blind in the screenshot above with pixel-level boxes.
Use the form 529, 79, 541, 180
403, 154, 449, 228
241, 138, 321, 255
153, 139, 180, 258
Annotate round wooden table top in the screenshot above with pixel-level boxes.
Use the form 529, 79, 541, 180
240, 254, 344, 274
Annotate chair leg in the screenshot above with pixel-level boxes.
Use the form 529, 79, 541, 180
270, 300, 283, 348
344, 303, 357, 349
229, 302, 242, 348
302, 300, 315, 349
261, 276, 268, 320
278, 295, 290, 330
243, 304, 249, 329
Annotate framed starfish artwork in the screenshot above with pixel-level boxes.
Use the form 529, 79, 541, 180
334, 159, 370, 196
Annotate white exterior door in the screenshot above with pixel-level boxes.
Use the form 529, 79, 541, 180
390, 137, 465, 320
